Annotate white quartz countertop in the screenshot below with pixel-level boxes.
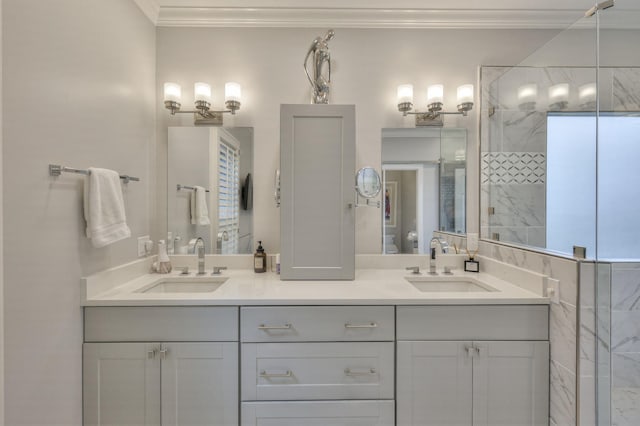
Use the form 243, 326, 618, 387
82, 267, 548, 306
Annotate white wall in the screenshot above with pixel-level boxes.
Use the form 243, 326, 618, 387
2, 1, 155, 424
156, 27, 563, 254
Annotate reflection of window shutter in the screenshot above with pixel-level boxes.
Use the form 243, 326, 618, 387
218, 140, 239, 254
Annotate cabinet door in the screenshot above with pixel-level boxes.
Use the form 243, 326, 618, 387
241, 401, 394, 426
472, 341, 549, 426
161, 342, 239, 426
397, 341, 473, 426
280, 104, 356, 280
83, 343, 160, 426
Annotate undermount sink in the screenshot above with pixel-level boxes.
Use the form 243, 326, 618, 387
405, 276, 497, 293
136, 277, 228, 294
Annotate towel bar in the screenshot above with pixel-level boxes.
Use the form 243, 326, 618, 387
49, 164, 140, 183
177, 184, 210, 193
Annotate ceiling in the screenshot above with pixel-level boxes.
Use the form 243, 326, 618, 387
134, 0, 640, 29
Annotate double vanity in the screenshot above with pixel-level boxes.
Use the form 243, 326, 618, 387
82, 258, 550, 426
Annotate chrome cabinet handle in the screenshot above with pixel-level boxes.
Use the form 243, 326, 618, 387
159, 349, 168, 360
345, 368, 377, 376
344, 322, 378, 328
259, 370, 292, 378
258, 323, 291, 330
466, 346, 475, 358
274, 169, 281, 207
147, 349, 157, 359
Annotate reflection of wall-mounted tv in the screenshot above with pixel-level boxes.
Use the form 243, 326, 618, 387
242, 173, 253, 210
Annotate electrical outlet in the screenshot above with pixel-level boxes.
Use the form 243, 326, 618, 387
137, 235, 151, 257
546, 277, 560, 304
467, 233, 479, 252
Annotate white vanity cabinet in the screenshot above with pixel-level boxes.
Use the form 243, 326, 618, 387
396, 305, 550, 426
240, 306, 395, 426
83, 307, 239, 426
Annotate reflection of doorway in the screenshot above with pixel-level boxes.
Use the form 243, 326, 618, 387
383, 165, 422, 254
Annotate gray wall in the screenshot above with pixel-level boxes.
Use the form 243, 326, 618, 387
2, 1, 156, 424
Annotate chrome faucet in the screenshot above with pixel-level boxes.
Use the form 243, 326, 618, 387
194, 237, 206, 275
429, 237, 449, 275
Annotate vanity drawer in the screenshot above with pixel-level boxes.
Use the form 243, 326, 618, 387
84, 307, 238, 342
241, 306, 394, 342
397, 305, 548, 341
241, 342, 394, 401
241, 401, 395, 426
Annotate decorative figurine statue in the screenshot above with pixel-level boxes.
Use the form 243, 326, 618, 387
304, 29, 335, 104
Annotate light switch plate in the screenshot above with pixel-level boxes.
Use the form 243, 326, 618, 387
137, 235, 151, 257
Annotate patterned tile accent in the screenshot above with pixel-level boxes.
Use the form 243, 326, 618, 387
481, 152, 546, 185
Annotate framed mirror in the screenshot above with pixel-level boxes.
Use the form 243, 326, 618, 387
381, 128, 467, 255
167, 126, 254, 254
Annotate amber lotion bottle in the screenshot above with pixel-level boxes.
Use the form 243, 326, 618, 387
254, 241, 267, 273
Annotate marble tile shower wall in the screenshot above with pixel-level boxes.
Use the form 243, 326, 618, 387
480, 66, 640, 250
437, 229, 580, 426
609, 263, 640, 426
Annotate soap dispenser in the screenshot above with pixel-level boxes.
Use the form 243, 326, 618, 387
153, 240, 172, 274
254, 241, 267, 273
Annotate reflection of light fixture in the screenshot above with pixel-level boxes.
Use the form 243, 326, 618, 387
397, 83, 474, 126
579, 82, 597, 109
164, 81, 242, 125
517, 83, 538, 110
548, 83, 569, 110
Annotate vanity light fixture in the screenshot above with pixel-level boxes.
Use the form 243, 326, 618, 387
517, 83, 538, 110
163, 81, 242, 126
579, 82, 597, 110
548, 83, 569, 111
397, 83, 474, 126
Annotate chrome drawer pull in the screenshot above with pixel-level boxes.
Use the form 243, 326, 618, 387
259, 370, 292, 378
258, 323, 292, 330
344, 368, 377, 376
344, 322, 378, 328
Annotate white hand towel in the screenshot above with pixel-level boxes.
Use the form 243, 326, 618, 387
83, 167, 131, 248
190, 186, 210, 226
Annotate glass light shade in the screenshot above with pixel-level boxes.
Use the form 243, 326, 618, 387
163, 82, 182, 103
225, 82, 242, 103
427, 84, 444, 104
194, 82, 212, 103
457, 84, 474, 104
397, 84, 414, 104
579, 83, 597, 103
517, 84, 538, 104
548, 83, 569, 103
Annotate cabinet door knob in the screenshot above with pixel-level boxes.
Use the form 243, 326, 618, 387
159, 349, 168, 360
466, 346, 476, 358
147, 349, 157, 359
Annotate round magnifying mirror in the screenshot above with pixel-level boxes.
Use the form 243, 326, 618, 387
355, 167, 382, 198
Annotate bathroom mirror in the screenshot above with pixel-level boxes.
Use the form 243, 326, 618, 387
167, 127, 254, 255
355, 167, 382, 198
381, 128, 466, 255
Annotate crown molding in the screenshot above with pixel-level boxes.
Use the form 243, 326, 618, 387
156, 7, 597, 29
134, 0, 160, 25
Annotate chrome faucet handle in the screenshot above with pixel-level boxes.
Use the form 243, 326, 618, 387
180, 266, 190, 275
212, 266, 227, 275
406, 266, 421, 275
